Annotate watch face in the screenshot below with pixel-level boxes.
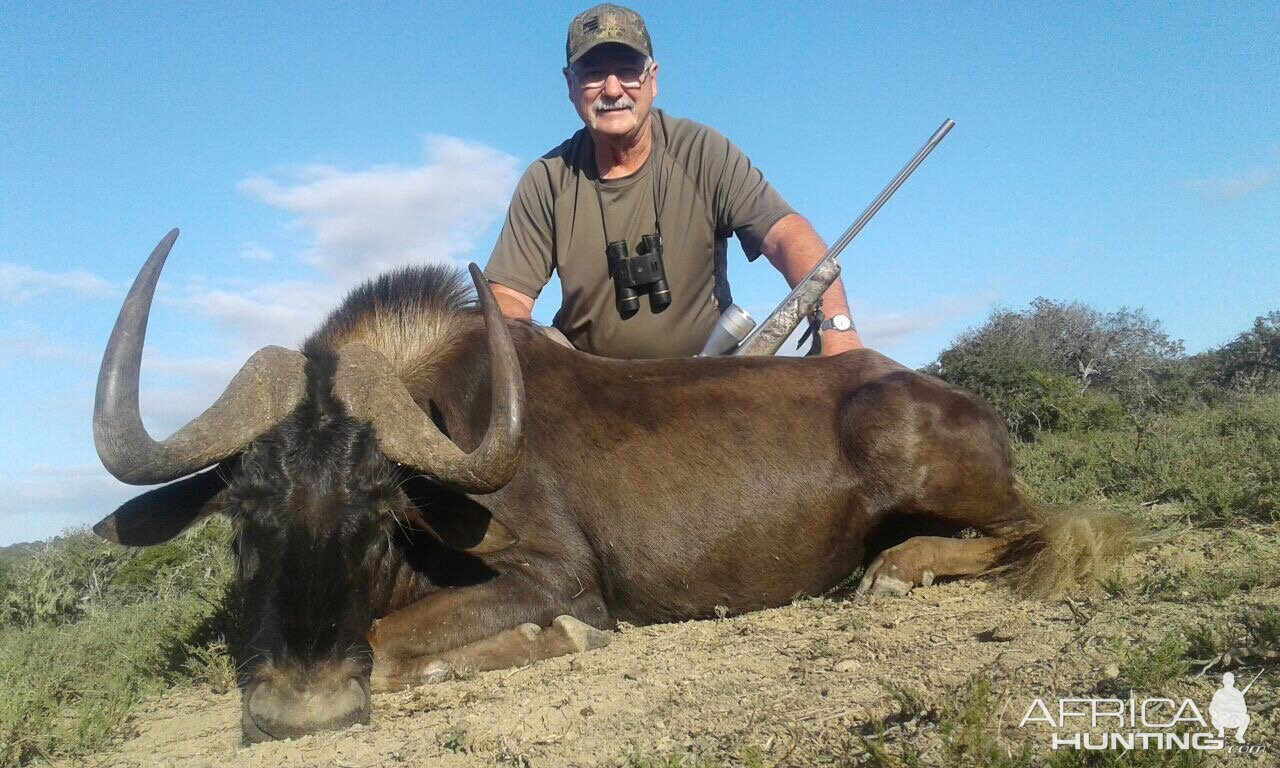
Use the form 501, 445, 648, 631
833, 314, 852, 331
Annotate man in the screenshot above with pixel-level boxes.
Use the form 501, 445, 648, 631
484, 3, 862, 359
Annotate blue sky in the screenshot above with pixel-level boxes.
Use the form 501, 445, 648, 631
2, 2, 1277, 545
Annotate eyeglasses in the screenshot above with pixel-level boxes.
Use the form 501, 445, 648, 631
571, 60, 652, 90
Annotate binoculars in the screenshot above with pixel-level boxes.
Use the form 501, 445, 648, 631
606, 234, 671, 319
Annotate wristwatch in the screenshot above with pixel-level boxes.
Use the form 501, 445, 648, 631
819, 313, 856, 332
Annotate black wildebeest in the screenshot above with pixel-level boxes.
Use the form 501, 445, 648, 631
93, 230, 1112, 743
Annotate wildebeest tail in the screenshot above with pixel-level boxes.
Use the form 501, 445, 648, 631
999, 490, 1138, 598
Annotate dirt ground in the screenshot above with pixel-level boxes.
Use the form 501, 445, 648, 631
70, 510, 1279, 767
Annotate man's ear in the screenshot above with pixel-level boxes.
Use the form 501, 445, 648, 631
94, 464, 230, 546
649, 59, 658, 99
564, 66, 576, 102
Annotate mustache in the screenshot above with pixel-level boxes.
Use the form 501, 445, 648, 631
591, 95, 635, 114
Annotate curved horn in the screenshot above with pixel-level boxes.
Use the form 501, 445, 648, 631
94, 229, 308, 485
333, 264, 525, 493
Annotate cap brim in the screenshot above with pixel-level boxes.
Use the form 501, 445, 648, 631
568, 39, 650, 66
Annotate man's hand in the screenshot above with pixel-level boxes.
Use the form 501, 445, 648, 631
760, 214, 865, 356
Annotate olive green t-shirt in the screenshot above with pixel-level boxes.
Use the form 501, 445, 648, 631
484, 110, 794, 359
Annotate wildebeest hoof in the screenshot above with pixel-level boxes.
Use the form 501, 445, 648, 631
418, 659, 454, 684
856, 537, 949, 598
863, 574, 913, 597
552, 615, 611, 652
369, 658, 454, 693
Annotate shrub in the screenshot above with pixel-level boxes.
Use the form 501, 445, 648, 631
1015, 392, 1280, 524
0, 533, 120, 627
927, 346, 1125, 439
925, 299, 1185, 432
0, 520, 236, 767
1203, 311, 1280, 392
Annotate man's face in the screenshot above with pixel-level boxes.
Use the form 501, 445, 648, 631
564, 44, 658, 141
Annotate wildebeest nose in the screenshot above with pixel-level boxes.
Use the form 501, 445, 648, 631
241, 674, 370, 744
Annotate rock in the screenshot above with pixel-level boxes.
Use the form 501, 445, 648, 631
834, 659, 860, 673
1103, 663, 1120, 679
978, 623, 1016, 643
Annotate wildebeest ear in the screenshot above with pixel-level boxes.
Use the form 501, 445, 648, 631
94, 464, 229, 546
412, 500, 518, 554
399, 475, 518, 554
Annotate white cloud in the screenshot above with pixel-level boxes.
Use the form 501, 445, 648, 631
1184, 166, 1277, 201
0, 464, 142, 546
141, 353, 244, 382
0, 324, 96, 366
238, 135, 519, 282
860, 299, 988, 348
139, 384, 243, 438
0, 263, 115, 304
166, 279, 342, 351
239, 242, 275, 262
858, 294, 994, 348
752, 292, 995, 356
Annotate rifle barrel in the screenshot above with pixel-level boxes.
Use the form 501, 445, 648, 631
733, 118, 954, 356
827, 118, 954, 265
1240, 668, 1265, 695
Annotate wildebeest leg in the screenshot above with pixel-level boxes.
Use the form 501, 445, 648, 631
371, 615, 610, 692
367, 572, 609, 691
855, 535, 1014, 596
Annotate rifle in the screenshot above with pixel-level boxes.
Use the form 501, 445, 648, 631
725, 118, 955, 357
1240, 668, 1265, 695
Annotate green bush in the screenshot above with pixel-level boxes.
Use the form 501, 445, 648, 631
925, 298, 1185, 432
0, 598, 218, 765
0, 520, 235, 767
1207, 311, 1280, 392
107, 521, 233, 600
1016, 392, 1280, 524
928, 346, 1125, 439
0, 533, 119, 627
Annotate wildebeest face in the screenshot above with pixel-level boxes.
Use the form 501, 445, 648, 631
226, 422, 391, 743
224, 417, 516, 743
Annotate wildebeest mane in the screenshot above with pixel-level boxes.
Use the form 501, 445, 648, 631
303, 265, 481, 399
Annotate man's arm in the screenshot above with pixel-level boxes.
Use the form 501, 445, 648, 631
760, 213, 864, 355
489, 282, 535, 321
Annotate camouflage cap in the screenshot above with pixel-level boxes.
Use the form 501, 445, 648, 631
566, 4, 653, 65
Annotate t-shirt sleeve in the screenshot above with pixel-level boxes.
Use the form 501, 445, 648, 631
484, 162, 555, 298
702, 127, 795, 262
